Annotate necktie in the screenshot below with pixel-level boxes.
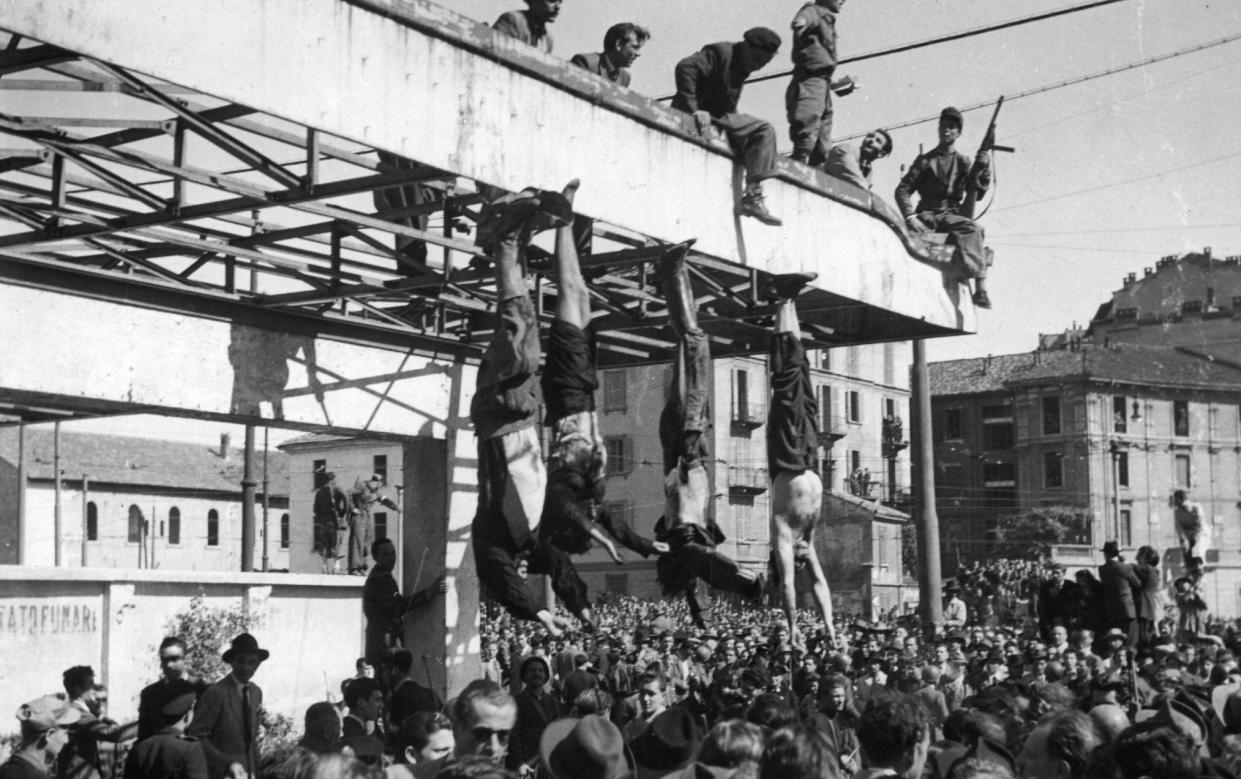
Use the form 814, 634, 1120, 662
241, 683, 254, 750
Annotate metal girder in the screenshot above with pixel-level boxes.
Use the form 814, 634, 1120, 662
0, 44, 74, 75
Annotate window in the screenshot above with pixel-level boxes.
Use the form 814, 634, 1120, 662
1116, 452, 1129, 487
127, 505, 143, 544
884, 398, 897, 418
1043, 397, 1061, 435
850, 450, 861, 473
981, 404, 1014, 450
1174, 400, 1190, 437
313, 459, 327, 490
731, 369, 752, 422
943, 407, 963, 440
207, 509, 220, 547
85, 502, 98, 542
847, 391, 861, 423
983, 463, 1017, 509
604, 500, 633, 526
819, 350, 832, 371
1120, 509, 1132, 548
280, 513, 290, 549
605, 437, 631, 474
1113, 396, 1128, 434
604, 573, 629, 596
1175, 454, 1191, 488
374, 512, 388, 542
168, 507, 181, 545
1043, 452, 1063, 488
818, 385, 835, 432
372, 455, 388, 483
603, 371, 627, 412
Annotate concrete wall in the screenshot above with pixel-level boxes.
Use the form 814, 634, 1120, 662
0, 567, 362, 738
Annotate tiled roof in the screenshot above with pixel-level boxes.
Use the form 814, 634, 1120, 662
0, 428, 288, 496
1103, 253, 1241, 320
277, 432, 356, 449
929, 345, 1241, 397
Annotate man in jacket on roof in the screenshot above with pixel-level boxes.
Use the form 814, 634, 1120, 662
570, 23, 648, 87
787, 0, 845, 167
673, 27, 785, 227
895, 106, 993, 309
492, 1, 561, 54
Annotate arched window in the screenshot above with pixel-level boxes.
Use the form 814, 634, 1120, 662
127, 505, 142, 543
207, 509, 219, 547
280, 513, 290, 549
168, 507, 181, 545
86, 502, 98, 542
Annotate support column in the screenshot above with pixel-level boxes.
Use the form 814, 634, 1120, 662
16, 424, 25, 565
241, 425, 257, 572
54, 421, 63, 566
911, 340, 943, 630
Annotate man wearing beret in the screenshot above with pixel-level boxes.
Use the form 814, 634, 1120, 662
123, 692, 207, 779
673, 27, 785, 226
895, 106, 994, 308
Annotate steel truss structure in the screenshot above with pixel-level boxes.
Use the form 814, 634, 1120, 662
0, 25, 958, 392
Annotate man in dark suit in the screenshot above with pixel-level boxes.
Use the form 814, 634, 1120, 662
186, 634, 268, 779
138, 638, 205, 742
342, 678, 384, 740
1098, 541, 1141, 648
570, 23, 649, 88
58, 666, 138, 779
124, 692, 207, 779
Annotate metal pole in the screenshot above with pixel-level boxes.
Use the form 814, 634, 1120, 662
16, 424, 26, 565
81, 475, 89, 567
53, 421, 62, 566
261, 427, 270, 572
241, 426, 257, 572
911, 340, 943, 630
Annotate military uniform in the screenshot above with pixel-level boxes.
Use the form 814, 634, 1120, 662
894, 135, 991, 281
123, 729, 208, 779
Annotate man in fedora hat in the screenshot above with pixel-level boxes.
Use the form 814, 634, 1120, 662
942, 581, 967, 629
626, 707, 700, 779
2, 696, 79, 779
187, 634, 269, 779
540, 715, 633, 779
1098, 541, 1140, 648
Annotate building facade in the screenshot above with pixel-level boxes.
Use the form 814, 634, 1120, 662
929, 253, 1241, 614
0, 427, 290, 570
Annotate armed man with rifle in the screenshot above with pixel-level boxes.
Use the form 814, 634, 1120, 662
895, 103, 1004, 309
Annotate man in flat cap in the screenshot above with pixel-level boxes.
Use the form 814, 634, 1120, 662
313, 470, 349, 574
123, 692, 207, 779
895, 106, 994, 308
673, 27, 785, 226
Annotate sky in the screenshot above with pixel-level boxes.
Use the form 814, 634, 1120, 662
58, 0, 1241, 444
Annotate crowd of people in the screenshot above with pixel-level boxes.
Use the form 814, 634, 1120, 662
10, 569, 1241, 779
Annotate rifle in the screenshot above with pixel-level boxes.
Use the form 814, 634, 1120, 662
960, 97, 1016, 219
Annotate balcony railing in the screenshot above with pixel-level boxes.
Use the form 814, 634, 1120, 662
728, 466, 769, 496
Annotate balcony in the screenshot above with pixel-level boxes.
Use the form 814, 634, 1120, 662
818, 419, 848, 444
728, 466, 769, 496
882, 416, 908, 457
731, 402, 767, 431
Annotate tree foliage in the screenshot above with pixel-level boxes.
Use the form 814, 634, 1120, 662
164, 591, 262, 684
993, 506, 1093, 560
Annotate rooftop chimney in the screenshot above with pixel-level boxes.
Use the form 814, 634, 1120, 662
1204, 246, 1212, 260
220, 433, 230, 460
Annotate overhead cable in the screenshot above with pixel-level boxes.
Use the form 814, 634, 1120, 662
837, 32, 1241, 142
656, 0, 1133, 100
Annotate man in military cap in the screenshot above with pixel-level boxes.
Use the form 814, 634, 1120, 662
2, 696, 79, 779
123, 692, 207, 779
895, 106, 994, 308
673, 27, 786, 226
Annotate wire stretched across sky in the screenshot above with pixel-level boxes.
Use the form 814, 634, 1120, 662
656, 0, 1134, 101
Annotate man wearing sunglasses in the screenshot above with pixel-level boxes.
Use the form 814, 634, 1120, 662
137, 638, 203, 742
413, 680, 516, 779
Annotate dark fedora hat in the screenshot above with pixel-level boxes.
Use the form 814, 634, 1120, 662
629, 707, 700, 779
1102, 540, 1120, 556
222, 633, 270, 663
541, 715, 633, 779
